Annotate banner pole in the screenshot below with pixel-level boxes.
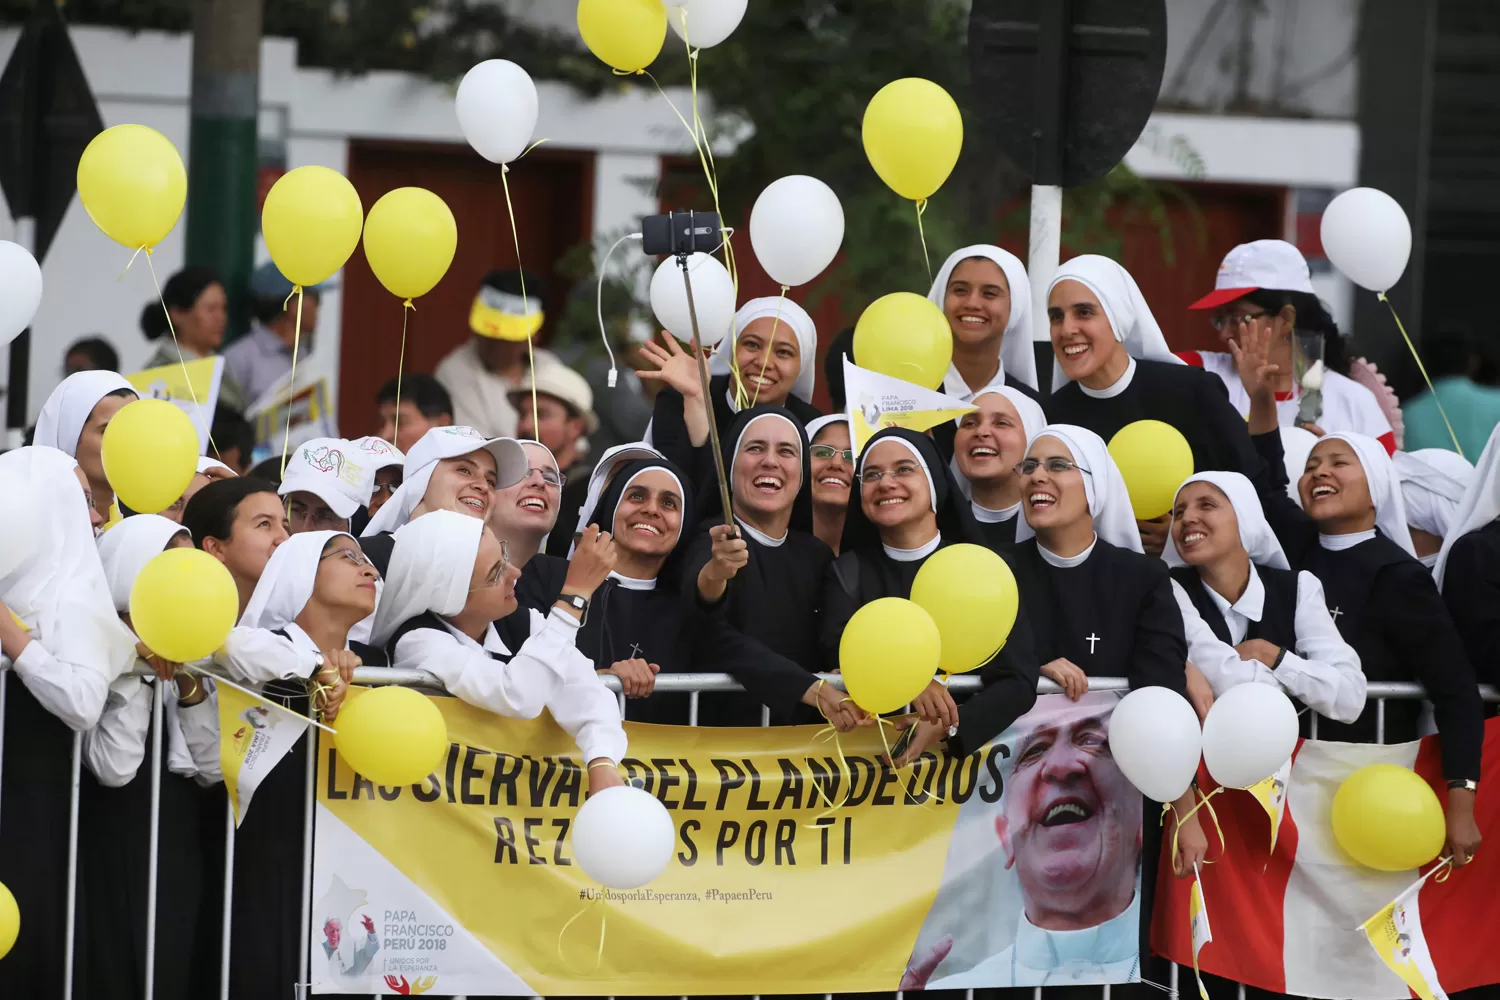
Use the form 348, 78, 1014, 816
299, 728, 316, 997
144, 680, 165, 1000
64, 732, 82, 1000
220, 797, 235, 1000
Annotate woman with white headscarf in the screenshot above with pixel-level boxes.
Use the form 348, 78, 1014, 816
32, 369, 140, 522
1393, 448, 1475, 570
1045, 256, 1273, 554
639, 296, 823, 501
1435, 423, 1500, 686
1164, 471, 1365, 724
928, 244, 1041, 396
0, 447, 138, 996
1251, 427, 1484, 867
950, 386, 1048, 550
806, 414, 853, 555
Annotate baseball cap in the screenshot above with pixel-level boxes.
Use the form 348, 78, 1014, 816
470, 269, 545, 341
250, 261, 331, 303
404, 426, 529, 490
278, 437, 370, 519
508, 364, 599, 434
346, 435, 405, 498
1189, 240, 1315, 310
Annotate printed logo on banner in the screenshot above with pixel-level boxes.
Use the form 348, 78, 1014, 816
218, 683, 310, 826
842, 357, 975, 454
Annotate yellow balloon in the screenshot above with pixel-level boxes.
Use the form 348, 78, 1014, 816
1108, 419, 1194, 520
76, 124, 187, 250
363, 188, 458, 301
862, 79, 964, 201
0, 880, 16, 959
852, 292, 953, 389
1331, 764, 1445, 871
910, 544, 1019, 674
335, 686, 450, 787
578, 0, 667, 73
129, 548, 239, 663
262, 166, 364, 287
839, 598, 940, 715
100, 399, 198, 515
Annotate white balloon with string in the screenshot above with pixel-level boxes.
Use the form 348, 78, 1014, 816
649, 252, 735, 347
1108, 685, 1202, 803
750, 175, 845, 287
1320, 187, 1412, 292
455, 59, 539, 165
1201, 684, 1299, 789
0, 241, 42, 347
571, 786, 676, 889
667, 0, 748, 48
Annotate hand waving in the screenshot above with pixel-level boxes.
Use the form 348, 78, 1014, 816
636, 331, 706, 398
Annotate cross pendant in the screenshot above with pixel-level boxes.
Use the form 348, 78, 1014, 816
1329, 607, 1342, 622
1086, 632, 1100, 654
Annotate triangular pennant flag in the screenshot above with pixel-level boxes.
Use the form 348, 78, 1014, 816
843, 357, 975, 455
1359, 867, 1450, 1000
126, 355, 224, 454
1245, 757, 1292, 854
218, 681, 311, 826
1190, 863, 1214, 1000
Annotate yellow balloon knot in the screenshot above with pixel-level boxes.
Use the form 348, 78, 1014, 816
402, 298, 415, 310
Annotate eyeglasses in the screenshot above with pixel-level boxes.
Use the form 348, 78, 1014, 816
856, 462, 923, 485
320, 547, 374, 569
1209, 310, 1268, 332
810, 445, 854, 463
1014, 457, 1092, 477
525, 466, 565, 488
473, 538, 512, 591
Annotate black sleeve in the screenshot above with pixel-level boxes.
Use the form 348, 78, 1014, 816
1130, 559, 1189, 696
1196, 373, 1272, 493
1382, 562, 1485, 782
1442, 534, 1500, 686
649, 387, 694, 473
818, 553, 861, 671
950, 577, 1041, 756
691, 617, 815, 718
678, 528, 725, 613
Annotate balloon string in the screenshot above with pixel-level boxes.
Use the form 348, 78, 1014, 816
1377, 292, 1463, 457
914, 199, 933, 285
184, 664, 337, 735
1164, 786, 1225, 868
142, 247, 219, 457
500, 165, 540, 435
392, 300, 413, 449
279, 287, 304, 478
746, 286, 789, 409
556, 893, 606, 971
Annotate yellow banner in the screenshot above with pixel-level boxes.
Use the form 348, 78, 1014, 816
312, 691, 1142, 996
126, 356, 222, 453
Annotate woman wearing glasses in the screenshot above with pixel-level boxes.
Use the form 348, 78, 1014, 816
950, 387, 1048, 551
807, 415, 853, 555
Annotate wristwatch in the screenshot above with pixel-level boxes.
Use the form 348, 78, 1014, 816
1447, 779, 1478, 793
556, 593, 589, 617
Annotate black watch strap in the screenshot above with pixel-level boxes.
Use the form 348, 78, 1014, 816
556, 593, 589, 613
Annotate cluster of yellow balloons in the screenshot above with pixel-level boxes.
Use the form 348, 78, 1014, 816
101, 399, 199, 514
1108, 420, 1195, 520
578, 0, 668, 73
852, 292, 952, 390
840, 545, 1019, 715
130, 547, 239, 663
1331, 764, 1446, 871
335, 686, 450, 787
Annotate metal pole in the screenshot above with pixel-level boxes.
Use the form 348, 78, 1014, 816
5, 218, 37, 448
1027, 185, 1063, 346
0, 669, 8, 830
144, 680, 165, 1000
299, 728, 316, 998
64, 731, 82, 1000
220, 797, 235, 1000
678, 254, 734, 526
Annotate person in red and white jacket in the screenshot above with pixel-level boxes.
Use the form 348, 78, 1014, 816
1179, 239, 1397, 454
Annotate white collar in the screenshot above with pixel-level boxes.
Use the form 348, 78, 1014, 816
942, 360, 1005, 401
882, 533, 942, 562
439, 616, 511, 656
724, 385, 741, 415
736, 516, 788, 548
1078, 356, 1137, 399
609, 571, 659, 592
1015, 892, 1140, 971
972, 500, 1021, 524
1319, 528, 1377, 551
1204, 563, 1265, 623
1419, 551, 1440, 571
1038, 535, 1098, 567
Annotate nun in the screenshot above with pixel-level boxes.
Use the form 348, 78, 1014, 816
1252, 429, 1483, 866
544, 441, 662, 560
950, 386, 1048, 551
1164, 472, 1365, 727
821, 427, 1039, 749
1435, 424, 1500, 685
32, 369, 140, 522
929, 244, 1041, 398
1044, 256, 1272, 553
371, 512, 627, 789
0, 447, 137, 996
78, 515, 216, 1000
640, 297, 823, 497
1394, 449, 1475, 571
223, 531, 377, 1000
807, 415, 853, 555
182, 476, 291, 613
518, 456, 854, 728
682, 405, 834, 724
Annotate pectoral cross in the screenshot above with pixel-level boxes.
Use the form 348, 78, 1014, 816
1329, 607, 1342, 622
628, 642, 644, 659
1086, 633, 1100, 654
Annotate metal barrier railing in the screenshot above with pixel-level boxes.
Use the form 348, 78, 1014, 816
1, 665, 1494, 1000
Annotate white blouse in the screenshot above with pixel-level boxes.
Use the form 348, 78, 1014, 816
82, 667, 223, 788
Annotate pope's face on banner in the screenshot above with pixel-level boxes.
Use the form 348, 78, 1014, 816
997, 697, 1142, 911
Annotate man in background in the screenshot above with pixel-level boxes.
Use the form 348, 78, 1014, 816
225, 262, 325, 406
63, 336, 120, 375
376, 374, 453, 453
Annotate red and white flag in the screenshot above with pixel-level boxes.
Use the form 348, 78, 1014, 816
1153, 719, 1500, 999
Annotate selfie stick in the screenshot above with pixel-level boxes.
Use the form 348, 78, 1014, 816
677, 252, 735, 527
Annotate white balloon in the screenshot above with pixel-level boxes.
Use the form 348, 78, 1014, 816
455, 59, 539, 165
570, 786, 676, 889
667, 0, 748, 48
649, 253, 735, 347
749, 175, 845, 288
1201, 684, 1299, 789
0, 241, 42, 347
1107, 686, 1202, 803
1320, 187, 1412, 292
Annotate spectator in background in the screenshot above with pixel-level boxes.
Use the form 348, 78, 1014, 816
210, 406, 256, 476
63, 337, 120, 376
511, 366, 598, 558
434, 270, 564, 438
139, 265, 249, 413
247, 457, 284, 490
824, 326, 854, 414
1403, 329, 1500, 458
376, 374, 454, 453
224, 262, 324, 407
576, 283, 653, 455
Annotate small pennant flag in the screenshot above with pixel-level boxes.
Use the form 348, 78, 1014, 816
843, 357, 975, 455
1245, 757, 1292, 854
1190, 862, 1214, 1000
126, 355, 223, 454
1359, 867, 1450, 1000
218, 681, 310, 826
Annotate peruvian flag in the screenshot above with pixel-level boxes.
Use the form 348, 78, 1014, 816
1152, 718, 1500, 999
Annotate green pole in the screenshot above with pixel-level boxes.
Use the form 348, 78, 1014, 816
185, 0, 264, 343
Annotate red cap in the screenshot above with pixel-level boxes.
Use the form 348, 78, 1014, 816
1188, 286, 1257, 311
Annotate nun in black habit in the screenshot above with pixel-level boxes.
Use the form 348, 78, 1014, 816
1435, 423, 1500, 686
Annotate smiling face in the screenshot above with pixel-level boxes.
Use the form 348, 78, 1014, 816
462, 527, 520, 622
1021, 436, 1090, 532
859, 439, 933, 531
1048, 280, 1122, 383
734, 316, 802, 407
998, 698, 1142, 902
944, 256, 1012, 348
612, 469, 684, 560
490, 441, 560, 539
311, 536, 379, 619
1170, 481, 1244, 566
420, 450, 498, 520
732, 415, 802, 522
810, 422, 853, 509
955, 392, 1029, 488
1299, 439, 1377, 533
